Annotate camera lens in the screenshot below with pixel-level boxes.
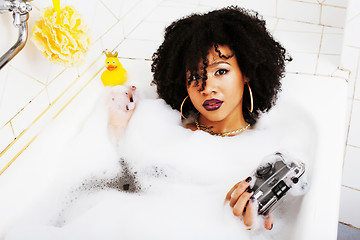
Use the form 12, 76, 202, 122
256, 163, 274, 178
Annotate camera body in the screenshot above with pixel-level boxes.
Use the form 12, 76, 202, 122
250, 152, 305, 215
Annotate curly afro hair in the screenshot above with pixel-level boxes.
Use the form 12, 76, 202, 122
151, 6, 291, 126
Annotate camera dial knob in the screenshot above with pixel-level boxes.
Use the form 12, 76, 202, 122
291, 177, 299, 184
256, 163, 274, 178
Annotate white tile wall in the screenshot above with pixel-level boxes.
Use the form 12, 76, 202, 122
100, 21, 125, 50
276, 19, 323, 33
0, 67, 45, 127
339, 186, 360, 228
11, 90, 50, 137
116, 39, 161, 60
286, 52, 318, 74
238, 0, 277, 17
146, 5, 196, 23
316, 54, 340, 75
339, 0, 360, 230
342, 145, 360, 189
46, 68, 78, 103
320, 33, 344, 55
324, 0, 347, 8
275, 31, 323, 53
347, 100, 360, 147
277, 0, 321, 24
0, 123, 13, 152
127, 21, 166, 41
121, 0, 162, 36
321, 5, 347, 28
0, 0, 359, 232
355, 74, 360, 100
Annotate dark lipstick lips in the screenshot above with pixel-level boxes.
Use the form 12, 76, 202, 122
203, 99, 223, 111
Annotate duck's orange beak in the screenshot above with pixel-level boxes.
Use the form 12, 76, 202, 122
106, 65, 117, 71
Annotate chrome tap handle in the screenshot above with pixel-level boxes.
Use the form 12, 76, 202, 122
0, 0, 32, 15
7, 0, 32, 27
0, 0, 12, 13
0, 0, 32, 70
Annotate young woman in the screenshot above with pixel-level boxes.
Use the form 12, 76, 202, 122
151, 6, 291, 230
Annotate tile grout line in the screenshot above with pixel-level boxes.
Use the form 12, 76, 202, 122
295, 0, 346, 9
98, 0, 120, 21
0, 135, 37, 176
9, 64, 48, 87
343, 49, 360, 149
9, 121, 15, 139
52, 67, 103, 119
286, 71, 347, 80
339, 221, 360, 231
347, 143, 360, 149
112, 0, 165, 52
0, 52, 103, 158
0, 86, 49, 129
342, 185, 360, 192
0, 0, 129, 157
1, 66, 66, 130
124, 0, 165, 39
314, 26, 325, 74
346, 12, 360, 23
0, 64, 103, 176
273, 16, 344, 29
319, 2, 323, 25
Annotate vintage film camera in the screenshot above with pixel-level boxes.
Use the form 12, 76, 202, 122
250, 152, 305, 215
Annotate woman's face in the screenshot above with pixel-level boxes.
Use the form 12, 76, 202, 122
187, 45, 247, 124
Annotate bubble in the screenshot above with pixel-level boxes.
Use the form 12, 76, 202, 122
3, 94, 316, 240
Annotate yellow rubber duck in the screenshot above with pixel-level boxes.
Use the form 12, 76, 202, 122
101, 51, 127, 86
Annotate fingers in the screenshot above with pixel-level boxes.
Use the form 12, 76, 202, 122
228, 177, 252, 208
225, 182, 240, 202
225, 177, 275, 231
232, 188, 253, 216
264, 214, 274, 230
243, 199, 256, 227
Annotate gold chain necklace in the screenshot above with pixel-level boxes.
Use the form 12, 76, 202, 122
194, 117, 250, 137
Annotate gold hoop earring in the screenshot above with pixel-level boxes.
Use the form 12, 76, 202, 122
247, 82, 253, 113
180, 96, 189, 119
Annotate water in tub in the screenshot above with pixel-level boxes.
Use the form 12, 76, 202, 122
1, 82, 316, 240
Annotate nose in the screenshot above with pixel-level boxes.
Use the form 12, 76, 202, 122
200, 75, 218, 95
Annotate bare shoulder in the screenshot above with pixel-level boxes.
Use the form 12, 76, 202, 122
185, 122, 197, 131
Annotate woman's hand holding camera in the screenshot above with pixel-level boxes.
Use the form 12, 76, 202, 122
225, 177, 273, 230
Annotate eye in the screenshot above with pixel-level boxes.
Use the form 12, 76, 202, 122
107, 61, 110, 64
215, 69, 229, 76
113, 61, 116, 64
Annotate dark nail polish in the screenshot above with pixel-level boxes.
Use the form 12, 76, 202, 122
245, 176, 252, 183
246, 187, 253, 193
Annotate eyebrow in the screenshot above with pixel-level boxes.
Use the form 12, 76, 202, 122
208, 61, 231, 67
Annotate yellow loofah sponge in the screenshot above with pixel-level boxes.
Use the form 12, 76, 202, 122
32, 5, 91, 67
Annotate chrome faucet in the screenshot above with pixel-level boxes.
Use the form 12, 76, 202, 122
0, 0, 32, 70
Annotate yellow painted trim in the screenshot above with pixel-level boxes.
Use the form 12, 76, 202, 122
0, 135, 38, 176
339, 221, 360, 230
0, 80, 78, 159
0, 64, 102, 176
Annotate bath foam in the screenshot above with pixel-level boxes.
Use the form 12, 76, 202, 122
4, 91, 316, 240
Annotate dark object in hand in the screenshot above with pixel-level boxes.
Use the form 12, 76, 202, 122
250, 152, 305, 215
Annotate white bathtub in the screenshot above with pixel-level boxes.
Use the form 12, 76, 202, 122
276, 74, 348, 240
0, 63, 348, 240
